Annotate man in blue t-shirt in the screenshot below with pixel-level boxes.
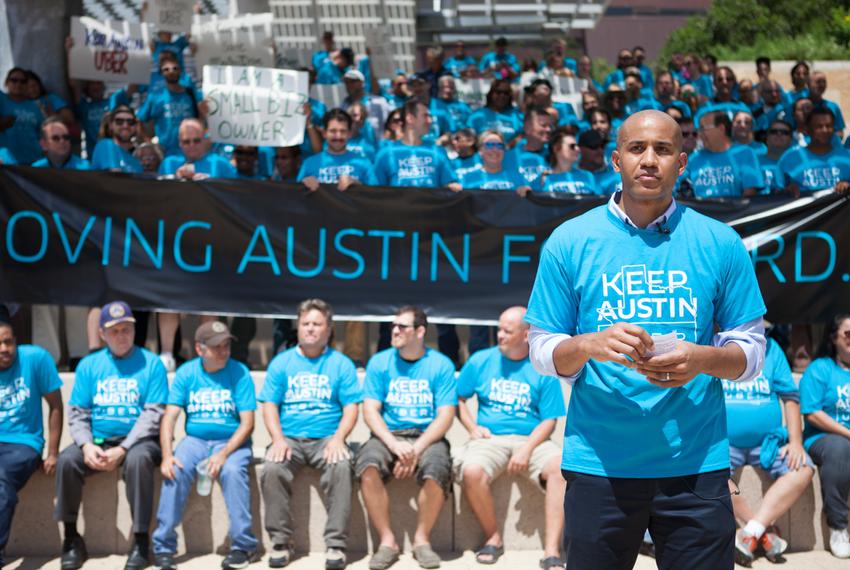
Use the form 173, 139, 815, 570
55, 301, 168, 570
298, 108, 376, 191
0, 321, 63, 568
158, 119, 237, 180
32, 117, 90, 170
779, 107, 850, 195
90, 105, 143, 173
259, 299, 361, 569
455, 307, 566, 569
136, 53, 199, 157
506, 106, 551, 190
355, 306, 457, 570
372, 98, 461, 191
526, 110, 766, 569
723, 336, 814, 566
153, 321, 258, 570
681, 111, 764, 198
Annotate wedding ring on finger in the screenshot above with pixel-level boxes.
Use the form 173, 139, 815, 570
664, 372, 671, 381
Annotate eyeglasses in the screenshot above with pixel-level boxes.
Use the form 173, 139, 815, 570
482, 141, 505, 150
682, 131, 699, 138
113, 117, 136, 126
161, 66, 180, 73
767, 128, 792, 136
389, 117, 403, 124
391, 323, 414, 330
566, 143, 578, 150
181, 138, 203, 145
49, 134, 71, 142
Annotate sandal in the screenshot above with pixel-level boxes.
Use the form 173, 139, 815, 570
539, 556, 566, 569
412, 543, 442, 569
369, 545, 400, 570
474, 544, 505, 565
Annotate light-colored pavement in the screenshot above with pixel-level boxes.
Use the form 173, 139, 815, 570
3, 551, 847, 569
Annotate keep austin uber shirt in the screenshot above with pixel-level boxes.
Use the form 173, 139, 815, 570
373, 144, 458, 188
168, 358, 257, 441
259, 347, 362, 439
801, 356, 850, 449
458, 346, 565, 435
70, 347, 168, 440
0, 345, 62, 452
526, 203, 766, 478
363, 348, 457, 431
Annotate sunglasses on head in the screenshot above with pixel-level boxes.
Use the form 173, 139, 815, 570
49, 134, 71, 142
113, 117, 136, 126
482, 141, 505, 150
181, 137, 203, 145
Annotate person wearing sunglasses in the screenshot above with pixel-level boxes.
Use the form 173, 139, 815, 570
678, 117, 698, 156
159, 118, 237, 180
756, 119, 793, 194
356, 305, 456, 570
577, 129, 620, 194
468, 79, 522, 145
800, 314, 850, 558
460, 130, 530, 195
90, 105, 144, 173
0, 67, 45, 165
32, 116, 90, 170
137, 52, 201, 157
779, 107, 850, 196
540, 127, 596, 194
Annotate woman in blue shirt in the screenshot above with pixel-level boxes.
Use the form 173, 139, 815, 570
540, 128, 597, 194
0, 68, 45, 164
460, 130, 530, 195
800, 314, 850, 558
467, 79, 523, 144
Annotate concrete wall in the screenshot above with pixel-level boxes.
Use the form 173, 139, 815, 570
5, 372, 844, 557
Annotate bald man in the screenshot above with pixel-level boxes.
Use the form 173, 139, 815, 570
455, 306, 566, 569
526, 110, 766, 569
158, 119, 237, 180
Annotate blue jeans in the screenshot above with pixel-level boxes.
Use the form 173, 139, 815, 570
152, 436, 257, 554
0, 443, 41, 552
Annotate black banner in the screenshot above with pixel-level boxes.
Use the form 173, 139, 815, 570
1, 166, 848, 324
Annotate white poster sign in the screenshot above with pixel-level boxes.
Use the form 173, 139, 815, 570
203, 65, 310, 146
195, 29, 274, 69
278, 46, 314, 70
364, 26, 396, 80
145, 0, 194, 33
309, 83, 347, 110
192, 13, 274, 35
68, 17, 152, 84
455, 79, 490, 110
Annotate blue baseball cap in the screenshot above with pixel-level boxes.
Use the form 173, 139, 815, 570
99, 301, 136, 329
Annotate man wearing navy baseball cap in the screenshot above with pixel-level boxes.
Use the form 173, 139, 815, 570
55, 301, 169, 570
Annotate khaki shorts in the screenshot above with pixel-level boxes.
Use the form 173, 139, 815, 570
453, 435, 561, 491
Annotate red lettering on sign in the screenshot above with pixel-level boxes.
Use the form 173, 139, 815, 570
93, 51, 129, 75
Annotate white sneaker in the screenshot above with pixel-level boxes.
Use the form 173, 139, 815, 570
830, 528, 850, 558
159, 352, 176, 373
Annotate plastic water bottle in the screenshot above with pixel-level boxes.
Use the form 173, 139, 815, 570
196, 458, 212, 496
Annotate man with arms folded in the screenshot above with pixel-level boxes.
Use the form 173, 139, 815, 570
56, 302, 167, 570
526, 110, 766, 570
259, 299, 361, 569
0, 320, 63, 569
298, 109, 376, 192
455, 306, 566, 569
153, 322, 258, 570
356, 306, 456, 570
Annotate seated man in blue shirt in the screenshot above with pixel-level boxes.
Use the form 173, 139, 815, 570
298, 108, 375, 191
479, 37, 520, 82
372, 98, 461, 191
779, 107, 850, 195
55, 301, 168, 570
90, 106, 143, 173
455, 307, 567, 569
0, 321, 63, 569
153, 321, 259, 570
159, 119, 238, 180
32, 116, 90, 169
355, 306, 457, 570
681, 111, 764, 198
259, 299, 361, 569
723, 335, 814, 567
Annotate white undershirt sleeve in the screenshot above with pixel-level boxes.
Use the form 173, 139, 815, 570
528, 325, 582, 385
712, 317, 766, 382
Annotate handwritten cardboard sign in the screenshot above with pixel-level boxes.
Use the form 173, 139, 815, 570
145, 0, 194, 33
195, 28, 274, 69
68, 17, 152, 84
203, 65, 310, 146
364, 26, 396, 80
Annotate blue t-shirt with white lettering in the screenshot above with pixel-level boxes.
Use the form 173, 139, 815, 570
297, 150, 376, 185
779, 145, 850, 193
0, 345, 62, 453
723, 338, 797, 449
373, 143, 458, 188
90, 138, 143, 173
468, 107, 523, 141
70, 347, 168, 440
159, 153, 238, 179
526, 203, 766, 477
590, 167, 622, 195
542, 169, 598, 194
460, 166, 528, 190
259, 347, 362, 438
507, 144, 548, 189
169, 358, 257, 441
451, 154, 482, 180
363, 348, 457, 431
801, 357, 850, 450
75, 98, 111, 157
682, 145, 764, 197
458, 346, 565, 436
433, 98, 472, 128
136, 88, 197, 156
758, 155, 785, 194
0, 97, 43, 165
445, 55, 476, 77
